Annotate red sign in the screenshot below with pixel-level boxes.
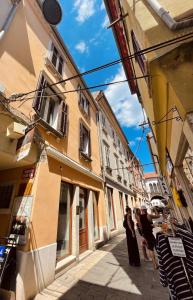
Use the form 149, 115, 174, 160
22, 168, 35, 179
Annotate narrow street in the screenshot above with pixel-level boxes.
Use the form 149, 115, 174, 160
35, 233, 168, 300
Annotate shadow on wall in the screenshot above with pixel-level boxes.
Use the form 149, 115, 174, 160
0, 1, 36, 76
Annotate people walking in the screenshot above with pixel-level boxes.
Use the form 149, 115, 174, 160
140, 206, 159, 269
124, 207, 140, 267
135, 208, 149, 261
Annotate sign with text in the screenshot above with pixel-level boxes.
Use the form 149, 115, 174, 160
16, 128, 35, 161
168, 237, 186, 257
22, 168, 35, 179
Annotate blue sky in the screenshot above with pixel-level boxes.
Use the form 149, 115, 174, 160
58, 0, 154, 173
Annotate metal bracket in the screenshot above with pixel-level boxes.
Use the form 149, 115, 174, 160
152, 107, 182, 125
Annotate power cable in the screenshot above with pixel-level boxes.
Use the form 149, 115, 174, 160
9, 31, 193, 100
14, 75, 149, 107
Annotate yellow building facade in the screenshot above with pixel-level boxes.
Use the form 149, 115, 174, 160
0, 1, 106, 299
105, 0, 193, 223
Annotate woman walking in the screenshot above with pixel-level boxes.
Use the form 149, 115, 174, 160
135, 208, 149, 261
124, 207, 140, 266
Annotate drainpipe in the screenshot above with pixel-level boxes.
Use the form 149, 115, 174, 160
146, 0, 193, 30
0, 0, 21, 41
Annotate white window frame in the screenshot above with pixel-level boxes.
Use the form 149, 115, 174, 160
50, 43, 64, 76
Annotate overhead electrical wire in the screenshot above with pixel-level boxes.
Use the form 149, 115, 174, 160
8, 30, 193, 100
15, 76, 149, 107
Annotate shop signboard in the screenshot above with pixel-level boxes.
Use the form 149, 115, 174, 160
9, 196, 33, 245
168, 237, 186, 257
16, 128, 35, 161
22, 168, 35, 179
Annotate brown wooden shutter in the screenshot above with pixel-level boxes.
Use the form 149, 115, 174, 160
88, 130, 91, 157
32, 75, 46, 114
80, 123, 83, 151
57, 101, 68, 136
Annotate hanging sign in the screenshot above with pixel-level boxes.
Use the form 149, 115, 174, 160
16, 128, 35, 161
168, 237, 186, 257
22, 168, 35, 179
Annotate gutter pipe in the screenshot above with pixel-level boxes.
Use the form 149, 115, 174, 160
147, 0, 193, 30
0, 0, 21, 41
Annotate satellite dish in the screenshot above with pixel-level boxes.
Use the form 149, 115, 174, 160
42, 0, 62, 26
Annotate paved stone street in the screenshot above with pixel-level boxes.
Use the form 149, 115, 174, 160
34, 233, 169, 300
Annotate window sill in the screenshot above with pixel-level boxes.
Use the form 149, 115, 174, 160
45, 57, 65, 84
80, 151, 92, 162
38, 118, 64, 138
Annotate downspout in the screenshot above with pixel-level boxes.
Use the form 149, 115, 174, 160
146, 0, 193, 30
0, 0, 21, 41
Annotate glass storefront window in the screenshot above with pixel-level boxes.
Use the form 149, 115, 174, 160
56, 182, 72, 260
107, 187, 115, 230
93, 192, 99, 241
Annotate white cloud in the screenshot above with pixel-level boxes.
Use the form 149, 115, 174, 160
129, 141, 136, 147
100, 1, 105, 10
74, 0, 96, 23
104, 67, 144, 128
102, 15, 109, 28
75, 41, 88, 54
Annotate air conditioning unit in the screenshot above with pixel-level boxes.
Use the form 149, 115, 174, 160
7, 122, 26, 139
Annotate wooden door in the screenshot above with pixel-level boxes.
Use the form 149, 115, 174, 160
79, 188, 88, 253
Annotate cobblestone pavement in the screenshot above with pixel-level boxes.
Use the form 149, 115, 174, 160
34, 233, 169, 300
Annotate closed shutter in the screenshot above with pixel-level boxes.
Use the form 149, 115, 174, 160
80, 123, 83, 151
57, 101, 68, 136
32, 75, 46, 114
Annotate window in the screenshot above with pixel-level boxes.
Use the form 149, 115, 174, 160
149, 183, 153, 193
101, 114, 106, 128
118, 139, 121, 148
33, 75, 68, 136
0, 183, 14, 209
119, 192, 124, 218
153, 183, 158, 193
56, 182, 72, 260
131, 30, 147, 75
51, 44, 64, 76
93, 192, 99, 241
120, 161, 125, 179
125, 194, 128, 207
114, 155, 120, 175
107, 187, 115, 230
80, 123, 91, 158
79, 91, 90, 116
104, 143, 110, 168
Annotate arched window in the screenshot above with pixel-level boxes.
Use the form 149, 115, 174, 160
153, 183, 157, 193
149, 183, 153, 192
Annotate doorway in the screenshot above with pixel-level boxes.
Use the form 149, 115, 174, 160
79, 188, 88, 253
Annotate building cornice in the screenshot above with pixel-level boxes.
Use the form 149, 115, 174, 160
46, 146, 103, 183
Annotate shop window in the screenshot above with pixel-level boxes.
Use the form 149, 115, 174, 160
80, 123, 91, 159
107, 187, 116, 230
0, 183, 14, 209
119, 192, 124, 218
56, 182, 72, 260
93, 192, 99, 241
51, 44, 64, 76
33, 75, 68, 136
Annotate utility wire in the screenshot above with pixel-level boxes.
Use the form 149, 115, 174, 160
14, 76, 149, 107
9, 31, 193, 100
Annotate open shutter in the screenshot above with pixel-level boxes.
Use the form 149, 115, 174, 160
32, 75, 46, 114
57, 101, 68, 136
80, 123, 83, 151
88, 130, 91, 157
